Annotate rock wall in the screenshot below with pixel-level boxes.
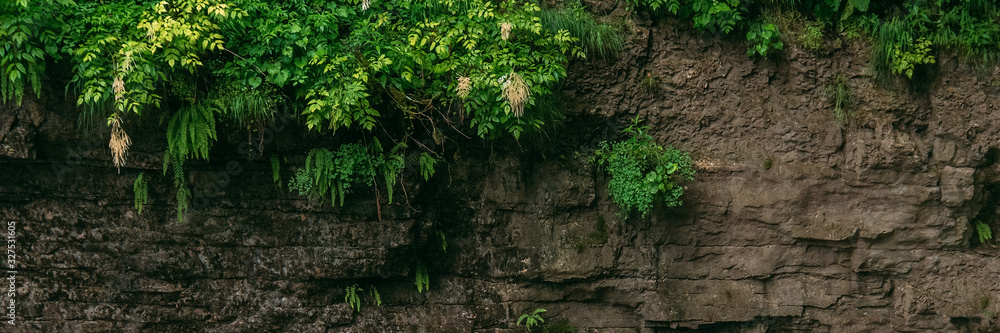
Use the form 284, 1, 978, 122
4, 14, 1000, 333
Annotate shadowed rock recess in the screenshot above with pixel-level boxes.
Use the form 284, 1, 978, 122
6, 16, 1000, 333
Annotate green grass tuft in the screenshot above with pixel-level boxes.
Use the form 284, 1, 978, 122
540, 1, 626, 59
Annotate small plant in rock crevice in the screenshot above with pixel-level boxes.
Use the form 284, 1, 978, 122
517, 308, 547, 332
827, 74, 856, 126
344, 284, 381, 313
975, 220, 992, 245
593, 117, 695, 217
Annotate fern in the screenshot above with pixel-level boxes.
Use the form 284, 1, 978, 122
415, 261, 430, 293
517, 308, 547, 332
437, 230, 447, 253
291, 143, 393, 207
270, 155, 280, 187
374, 141, 406, 204
976, 220, 993, 244
167, 103, 218, 161
419, 153, 438, 181
133, 172, 148, 216
369, 286, 382, 307
345, 284, 362, 312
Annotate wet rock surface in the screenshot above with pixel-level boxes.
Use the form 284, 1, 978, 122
4, 17, 1000, 333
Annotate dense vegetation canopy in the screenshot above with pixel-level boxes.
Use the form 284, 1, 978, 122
4, 0, 999, 219
0, 0, 607, 219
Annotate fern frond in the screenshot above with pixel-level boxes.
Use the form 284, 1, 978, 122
415, 261, 429, 293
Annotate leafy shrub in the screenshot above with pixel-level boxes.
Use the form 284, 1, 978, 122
747, 22, 784, 57
691, 0, 743, 34
798, 20, 825, 52
891, 37, 935, 79
593, 118, 695, 217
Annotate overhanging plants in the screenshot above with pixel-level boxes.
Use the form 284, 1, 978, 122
593, 118, 694, 217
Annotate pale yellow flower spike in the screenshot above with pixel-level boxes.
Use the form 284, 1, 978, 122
109, 114, 131, 171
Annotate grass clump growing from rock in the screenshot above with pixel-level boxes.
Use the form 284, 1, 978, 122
593, 118, 694, 217
540, 0, 626, 59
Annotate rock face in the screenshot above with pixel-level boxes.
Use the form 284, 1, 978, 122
4, 16, 1000, 333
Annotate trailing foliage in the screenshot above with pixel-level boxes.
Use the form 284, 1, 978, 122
593, 118, 695, 217
1, 0, 589, 222
288, 142, 405, 206
134, 172, 149, 216
167, 103, 218, 162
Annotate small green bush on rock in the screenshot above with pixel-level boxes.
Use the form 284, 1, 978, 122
593, 118, 695, 217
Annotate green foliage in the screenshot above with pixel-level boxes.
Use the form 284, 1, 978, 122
798, 20, 825, 53
290, 145, 368, 207
414, 260, 430, 293
167, 103, 218, 161
289, 143, 404, 207
517, 308, 547, 332
372, 140, 406, 204
344, 284, 382, 312
220, 87, 275, 129
2, 0, 590, 217
164, 153, 191, 222
345, 284, 362, 312
975, 220, 992, 244
540, 1, 626, 59
419, 153, 438, 181
593, 118, 695, 217
133, 172, 148, 216
891, 37, 935, 79
370, 286, 382, 307
270, 155, 280, 186
343, 284, 381, 312
630, 0, 743, 34
827, 74, 855, 126
746, 22, 784, 57
692, 0, 743, 34
437, 230, 448, 253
